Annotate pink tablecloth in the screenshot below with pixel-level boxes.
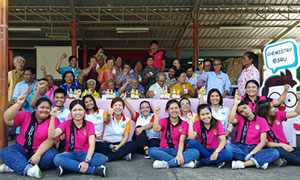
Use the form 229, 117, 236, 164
64, 98, 235, 120
65, 98, 235, 141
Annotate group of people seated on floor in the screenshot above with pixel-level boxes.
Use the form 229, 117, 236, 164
2, 41, 299, 178
1, 78, 300, 178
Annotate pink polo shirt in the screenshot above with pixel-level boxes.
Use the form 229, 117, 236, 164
147, 50, 165, 71
234, 114, 269, 145
58, 119, 95, 152
159, 118, 188, 149
267, 111, 288, 144
193, 120, 225, 149
241, 96, 268, 112
14, 111, 60, 153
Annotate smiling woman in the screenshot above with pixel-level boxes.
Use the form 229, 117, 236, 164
0, 97, 60, 178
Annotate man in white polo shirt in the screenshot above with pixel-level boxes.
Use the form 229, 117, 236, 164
146, 72, 168, 99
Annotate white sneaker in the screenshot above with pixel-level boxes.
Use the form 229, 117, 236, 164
232, 161, 245, 169
0, 163, 14, 173
153, 160, 169, 169
122, 153, 132, 161
26, 164, 42, 179
181, 160, 196, 168
260, 163, 269, 170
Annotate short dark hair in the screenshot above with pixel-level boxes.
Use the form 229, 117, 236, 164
146, 55, 154, 61
111, 97, 125, 108
185, 64, 194, 72
38, 78, 48, 82
62, 71, 74, 83
236, 101, 249, 115
122, 60, 132, 70
88, 56, 97, 63
24, 67, 36, 75
83, 95, 98, 112
169, 65, 177, 71
245, 79, 260, 89
54, 88, 66, 97
106, 56, 115, 63
132, 59, 145, 70
68, 56, 77, 62
69, 99, 85, 111
174, 69, 186, 80
96, 45, 104, 50
35, 97, 52, 108
150, 40, 158, 46
207, 89, 223, 106
179, 98, 191, 106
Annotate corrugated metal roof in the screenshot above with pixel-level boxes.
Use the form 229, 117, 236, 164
7, 0, 300, 50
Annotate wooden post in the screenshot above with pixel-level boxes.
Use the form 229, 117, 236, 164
8, 50, 13, 71
83, 45, 88, 69
193, 19, 199, 70
71, 20, 77, 56
0, 0, 9, 153
176, 44, 181, 60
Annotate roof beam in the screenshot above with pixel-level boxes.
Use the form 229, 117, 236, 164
270, 20, 300, 43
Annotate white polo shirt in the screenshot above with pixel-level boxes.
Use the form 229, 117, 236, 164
102, 114, 131, 143
85, 109, 106, 141
186, 73, 198, 90
148, 82, 168, 99
211, 105, 232, 132
133, 112, 160, 139
52, 106, 70, 123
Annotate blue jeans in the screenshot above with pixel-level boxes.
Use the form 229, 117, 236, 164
274, 147, 300, 166
0, 144, 58, 175
226, 143, 279, 168
188, 139, 233, 165
54, 151, 106, 174
148, 147, 199, 167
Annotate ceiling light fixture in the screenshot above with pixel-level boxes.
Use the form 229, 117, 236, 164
116, 27, 149, 33
219, 26, 253, 32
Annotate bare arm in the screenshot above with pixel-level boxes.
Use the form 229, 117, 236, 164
118, 81, 129, 95
48, 107, 63, 138
98, 70, 104, 84
40, 65, 48, 79
161, 60, 166, 72
4, 95, 26, 126
273, 84, 290, 107
188, 118, 197, 139
250, 132, 267, 155
153, 105, 161, 132
86, 135, 96, 160
55, 53, 67, 73
105, 108, 114, 124
83, 65, 93, 76
123, 96, 137, 120
286, 92, 300, 119
35, 138, 55, 157
215, 135, 226, 153
229, 96, 241, 125
77, 69, 83, 85
222, 90, 228, 98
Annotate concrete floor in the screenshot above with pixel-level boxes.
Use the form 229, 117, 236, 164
1, 153, 300, 180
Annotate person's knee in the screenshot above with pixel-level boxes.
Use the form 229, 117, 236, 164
149, 147, 159, 156
222, 149, 233, 159
53, 154, 64, 166
187, 139, 198, 147
188, 148, 200, 158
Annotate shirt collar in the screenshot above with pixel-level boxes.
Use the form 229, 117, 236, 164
87, 109, 99, 115
112, 113, 126, 121
71, 119, 86, 130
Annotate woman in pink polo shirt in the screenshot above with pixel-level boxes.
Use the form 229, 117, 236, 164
48, 100, 106, 177
0, 97, 60, 178
95, 97, 137, 161
148, 100, 199, 169
123, 95, 160, 159
227, 97, 279, 169
256, 97, 300, 166
188, 104, 233, 168
242, 80, 289, 112
83, 95, 105, 141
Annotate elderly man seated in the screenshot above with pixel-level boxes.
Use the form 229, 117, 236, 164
146, 72, 169, 99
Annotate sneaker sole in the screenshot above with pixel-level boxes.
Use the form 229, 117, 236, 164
56, 166, 63, 177
102, 165, 106, 177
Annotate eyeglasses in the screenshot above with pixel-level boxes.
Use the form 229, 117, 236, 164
204, 65, 211, 68
213, 63, 222, 66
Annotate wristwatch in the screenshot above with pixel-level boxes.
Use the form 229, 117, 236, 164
84, 158, 91, 164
